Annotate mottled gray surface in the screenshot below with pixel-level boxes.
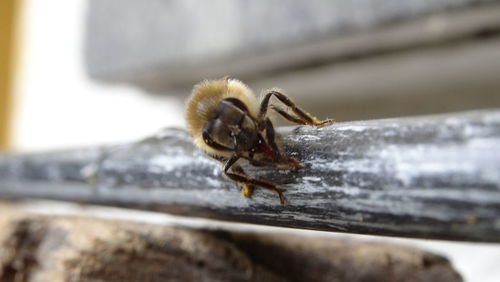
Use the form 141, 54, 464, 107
1, 109, 500, 241
85, 0, 497, 83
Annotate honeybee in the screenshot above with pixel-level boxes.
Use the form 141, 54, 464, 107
185, 78, 332, 205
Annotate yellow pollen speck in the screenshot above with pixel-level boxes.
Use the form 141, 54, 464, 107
467, 215, 477, 224
241, 185, 253, 197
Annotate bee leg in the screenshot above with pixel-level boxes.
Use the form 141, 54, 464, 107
224, 155, 286, 205
242, 157, 278, 167
259, 90, 333, 127
271, 107, 304, 124
232, 165, 255, 197
262, 118, 301, 170
263, 118, 280, 153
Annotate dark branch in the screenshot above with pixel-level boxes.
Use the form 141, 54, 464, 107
1, 109, 500, 242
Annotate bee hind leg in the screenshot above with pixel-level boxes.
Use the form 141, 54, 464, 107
260, 90, 333, 127
232, 165, 255, 197
224, 155, 286, 205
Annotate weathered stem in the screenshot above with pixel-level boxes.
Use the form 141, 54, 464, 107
1, 109, 500, 242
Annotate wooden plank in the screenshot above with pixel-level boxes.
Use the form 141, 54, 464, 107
0, 109, 499, 242
0, 206, 462, 282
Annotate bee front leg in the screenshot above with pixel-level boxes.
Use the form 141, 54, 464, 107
223, 155, 285, 205
262, 118, 301, 171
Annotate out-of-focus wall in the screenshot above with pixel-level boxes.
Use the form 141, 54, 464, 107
85, 0, 500, 122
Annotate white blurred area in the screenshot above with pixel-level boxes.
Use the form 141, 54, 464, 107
12, 0, 184, 151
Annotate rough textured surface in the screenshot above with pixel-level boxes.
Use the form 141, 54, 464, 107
0, 109, 500, 241
217, 232, 463, 282
0, 207, 462, 282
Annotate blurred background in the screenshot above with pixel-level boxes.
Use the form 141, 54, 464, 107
2, 0, 500, 151
1, 0, 500, 281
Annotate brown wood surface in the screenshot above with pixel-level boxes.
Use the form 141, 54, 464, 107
0, 205, 462, 282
